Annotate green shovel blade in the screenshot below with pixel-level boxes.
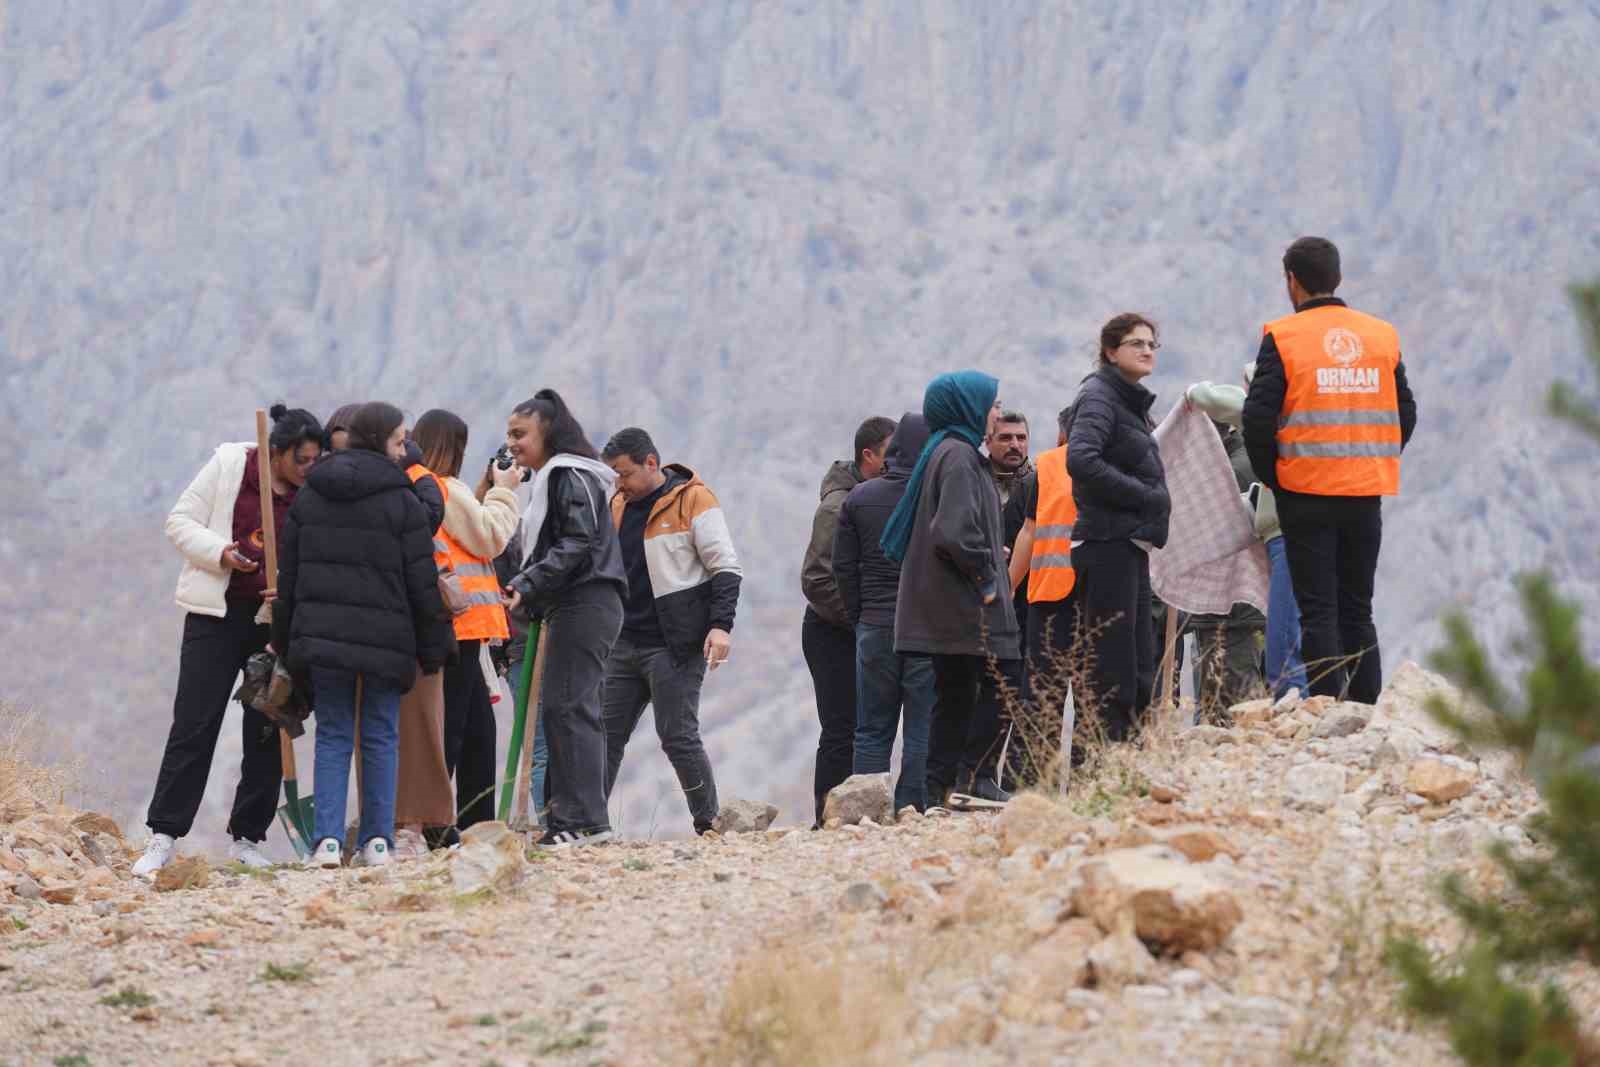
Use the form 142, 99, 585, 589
278, 780, 316, 859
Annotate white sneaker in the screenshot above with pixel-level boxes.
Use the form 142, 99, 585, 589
353, 838, 392, 868
306, 838, 342, 869
132, 833, 176, 878
392, 828, 428, 860
227, 839, 272, 869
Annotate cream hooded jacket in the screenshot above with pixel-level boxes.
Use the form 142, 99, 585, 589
165, 442, 253, 618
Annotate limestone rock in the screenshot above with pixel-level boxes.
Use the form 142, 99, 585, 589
1070, 846, 1243, 952
1182, 725, 1235, 746
821, 773, 893, 827
1001, 918, 1098, 1021
70, 812, 123, 838
1405, 758, 1477, 803
996, 791, 1077, 856
1087, 913, 1157, 987
155, 856, 210, 892
449, 821, 528, 895
1228, 699, 1276, 727
41, 881, 77, 905
1150, 826, 1241, 864
1312, 704, 1372, 739
1273, 688, 1302, 713
13, 873, 41, 900
1283, 761, 1348, 812
1374, 661, 1472, 755
711, 799, 779, 834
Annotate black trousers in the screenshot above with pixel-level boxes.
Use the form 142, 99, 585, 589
960, 657, 1022, 790
443, 638, 498, 832
1021, 593, 1077, 777
146, 601, 282, 842
541, 584, 622, 834
1276, 490, 1384, 703
927, 654, 984, 804
1070, 541, 1155, 743
802, 607, 857, 826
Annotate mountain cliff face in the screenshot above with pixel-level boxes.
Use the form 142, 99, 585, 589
3, 1, 1598, 840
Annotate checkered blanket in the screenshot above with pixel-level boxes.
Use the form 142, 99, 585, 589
1148, 401, 1269, 614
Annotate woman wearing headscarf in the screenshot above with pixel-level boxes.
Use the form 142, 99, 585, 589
1067, 313, 1172, 743
132, 405, 324, 877
501, 389, 626, 847
883, 371, 1020, 809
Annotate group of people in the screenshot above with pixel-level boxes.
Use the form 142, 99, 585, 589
134, 391, 743, 875
803, 236, 1417, 816
130, 233, 1416, 872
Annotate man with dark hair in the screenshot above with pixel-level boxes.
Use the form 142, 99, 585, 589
1243, 236, 1418, 703
954, 408, 1033, 802
600, 427, 743, 834
802, 415, 896, 826
832, 414, 933, 813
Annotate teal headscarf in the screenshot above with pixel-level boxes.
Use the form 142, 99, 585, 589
880, 370, 999, 563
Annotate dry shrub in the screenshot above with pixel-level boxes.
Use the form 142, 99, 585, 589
0, 697, 81, 819
699, 944, 912, 1066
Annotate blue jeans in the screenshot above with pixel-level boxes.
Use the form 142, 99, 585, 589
1265, 536, 1309, 700
311, 668, 401, 850
529, 714, 549, 829
853, 623, 933, 812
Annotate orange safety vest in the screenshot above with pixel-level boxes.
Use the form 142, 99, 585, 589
1027, 445, 1077, 604
407, 465, 510, 643
1267, 304, 1404, 497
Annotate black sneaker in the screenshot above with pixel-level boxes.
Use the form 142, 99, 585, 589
971, 777, 1012, 805
535, 828, 614, 849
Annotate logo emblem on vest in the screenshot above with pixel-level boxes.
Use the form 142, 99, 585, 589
1322, 327, 1364, 367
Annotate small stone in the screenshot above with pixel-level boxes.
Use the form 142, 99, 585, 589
712, 871, 734, 883
1227, 698, 1276, 726
822, 773, 894, 826
1148, 783, 1183, 804
92, 901, 116, 917
711, 799, 779, 834
71, 813, 123, 838
448, 823, 527, 895
1283, 762, 1348, 812
13, 874, 41, 900
823, 818, 843, 831
1273, 688, 1301, 712
184, 929, 224, 947
155, 856, 210, 892
1405, 758, 1477, 803
583, 981, 606, 996
1071, 847, 1243, 952
1313, 704, 1372, 739
89, 966, 116, 988
858, 817, 880, 830
1404, 792, 1427, 809
41, 882, 77, 905
1182, 725, 1235, 746
896, 806, 922, 822
1087, 915, 1156, 987
840, 881, 887, 913
997, 792, 1077, 855
1170, 967, 1207, 990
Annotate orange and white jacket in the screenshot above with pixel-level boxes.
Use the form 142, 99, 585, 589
609, 465, 743, 665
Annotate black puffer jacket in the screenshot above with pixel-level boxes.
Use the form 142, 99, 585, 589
833, 414, 930, 629
273, 449, 453, 691
507, 466, 626, 616
1066, 364, 1171, 547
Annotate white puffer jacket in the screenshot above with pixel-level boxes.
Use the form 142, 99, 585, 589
166, 442, 252, 618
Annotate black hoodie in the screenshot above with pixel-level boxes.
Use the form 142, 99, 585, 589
832, 414, 931, 629
273, 448, 453, 691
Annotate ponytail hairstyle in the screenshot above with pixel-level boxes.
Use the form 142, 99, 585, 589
345, 401, 406, 455
412, 408, 470, 479
511, 389, 598, 460
1096, 312, 1158, 367
267, 403, 324, 455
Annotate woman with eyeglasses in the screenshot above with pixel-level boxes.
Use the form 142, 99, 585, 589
1065, 314, 1172, 744
133, 404, 325, 879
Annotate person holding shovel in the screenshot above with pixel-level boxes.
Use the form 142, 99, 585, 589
501, 389, 626, 848
133, 404, 324, 878
274, 402, 453, 868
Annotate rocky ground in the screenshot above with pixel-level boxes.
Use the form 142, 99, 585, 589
1, 662, 1592, 1067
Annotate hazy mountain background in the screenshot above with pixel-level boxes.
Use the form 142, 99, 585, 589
3, 1, 1598, 849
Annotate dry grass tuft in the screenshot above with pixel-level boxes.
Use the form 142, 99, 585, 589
697, 944, 913, 1066
0, 697, 82, 820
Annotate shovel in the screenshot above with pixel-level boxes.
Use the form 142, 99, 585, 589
256, 408, 317, 858
511, 625, 549, 830
498, 620, 544, 823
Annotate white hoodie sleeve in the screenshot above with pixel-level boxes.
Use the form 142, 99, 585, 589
165, 450, 230, 573
442, 479, 520, 560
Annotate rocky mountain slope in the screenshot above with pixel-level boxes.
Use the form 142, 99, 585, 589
2, 664, 1593, 1065
2, 2, 1599, 839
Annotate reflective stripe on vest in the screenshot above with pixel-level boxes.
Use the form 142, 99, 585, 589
1028, 445, 1077, 604
408, 465, 511, 642
1267, 305, 1404, 497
